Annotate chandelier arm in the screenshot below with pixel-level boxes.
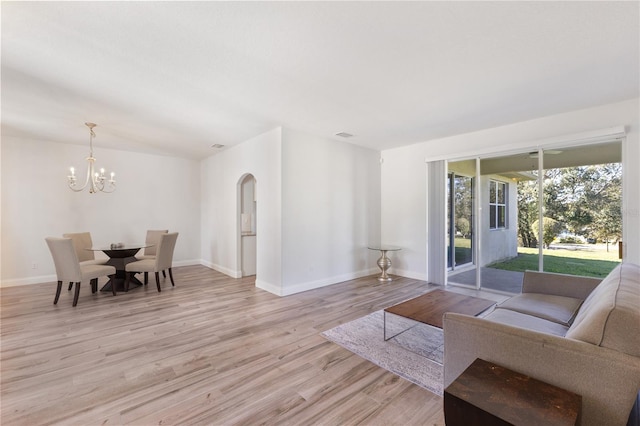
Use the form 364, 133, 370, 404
100, 183, 116, 193
93, 172, 116, 193
68, 160, 93, 192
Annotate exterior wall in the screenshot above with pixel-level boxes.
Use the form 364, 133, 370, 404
479, 175, 519, 266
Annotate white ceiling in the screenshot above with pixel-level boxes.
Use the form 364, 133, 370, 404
2, 1, 638, 160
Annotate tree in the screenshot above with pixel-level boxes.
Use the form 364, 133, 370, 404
532, 217, 563, 248
542, 164, 621, 239
517, 179, 538, 248
517, 163, 622, 249
592, 203, 621, 251
590, 181, 622, 251
456, 217, 470, 238
453, 175, 473, 238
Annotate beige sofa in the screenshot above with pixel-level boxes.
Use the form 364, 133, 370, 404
443, 262, 640, 426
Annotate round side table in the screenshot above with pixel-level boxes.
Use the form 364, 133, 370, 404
367, 245, 401, 282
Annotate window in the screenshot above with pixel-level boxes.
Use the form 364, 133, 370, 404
489, 180, 507, 229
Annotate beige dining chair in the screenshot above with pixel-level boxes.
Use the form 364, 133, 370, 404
63, 232, 106, 290
140, 229, 168, 259
63, 232, 104, 264
138, 229, 168, 283
45, 237, 117, 306
124, 232, 178, 292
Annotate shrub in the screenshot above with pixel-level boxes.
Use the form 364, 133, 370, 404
531, 217, 563, 248
558, 236, 583, 244
456, 217, 470, 238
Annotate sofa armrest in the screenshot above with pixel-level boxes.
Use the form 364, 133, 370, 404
522, 270, 602, 299
444, 312, 640, 426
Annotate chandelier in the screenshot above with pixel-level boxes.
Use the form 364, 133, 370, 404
67, 122, 116, 193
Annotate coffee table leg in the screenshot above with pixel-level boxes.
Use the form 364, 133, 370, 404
384, 311, 415, 341
384, 311, 389, 340
377, 250, 393, 282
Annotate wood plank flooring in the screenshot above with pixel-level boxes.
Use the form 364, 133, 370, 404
0, 266, 472, 425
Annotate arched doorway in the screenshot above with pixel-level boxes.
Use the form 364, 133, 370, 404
238, 174, 257, 277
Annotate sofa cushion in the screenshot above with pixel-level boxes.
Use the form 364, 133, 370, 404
566, 262, 640, 357
483, 308, 570, 336
495, 293, 583, 326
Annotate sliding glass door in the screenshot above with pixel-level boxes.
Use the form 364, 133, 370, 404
541, 143, 622, 278
446, 140, 622, 293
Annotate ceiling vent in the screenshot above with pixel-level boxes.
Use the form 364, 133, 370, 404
211, 144, 225, 149
335, 132, 354, 138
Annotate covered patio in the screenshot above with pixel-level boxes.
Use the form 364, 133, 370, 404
447, 267, 524, 294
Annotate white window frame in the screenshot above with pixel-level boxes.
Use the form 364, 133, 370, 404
489, 180, 507, 230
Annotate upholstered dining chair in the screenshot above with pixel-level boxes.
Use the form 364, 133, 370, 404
45, 237, 117, 306
124, 232, 178, 292
63, 232, 106, 290
138, 229, 168, 283
140, 230, 168, 259
62, 232, 103, 264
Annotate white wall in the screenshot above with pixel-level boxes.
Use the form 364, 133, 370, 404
380, 147, 430, 280
4, 124, 380, 296
622, 112, 640, 262
1, 137, 201, 286
280, 128, 380, 295
200, 127, 381, 296
5, 99, 637, 290
382, 98, 640, 281
200, 127, 283, 292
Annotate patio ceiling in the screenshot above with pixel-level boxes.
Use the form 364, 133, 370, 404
480, 142, 623, 179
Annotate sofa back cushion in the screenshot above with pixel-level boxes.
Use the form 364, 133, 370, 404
566, 262, 640, 357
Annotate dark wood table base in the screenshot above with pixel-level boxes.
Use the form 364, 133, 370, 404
100, 275, 143, 292
99, 255, 143, 292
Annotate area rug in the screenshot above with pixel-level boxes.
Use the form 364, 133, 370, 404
321, 310, 444, 395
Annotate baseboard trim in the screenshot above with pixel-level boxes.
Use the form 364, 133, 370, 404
198, 260, 241, 278
255, 279, 282, 296
278, 268, 379, 296
389, 268, 427, 281
1, 274, 58, 288
1, 259, 203, 288
1, 264, 423, 292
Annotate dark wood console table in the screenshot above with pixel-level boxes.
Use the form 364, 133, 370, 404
444, 358, 581, 425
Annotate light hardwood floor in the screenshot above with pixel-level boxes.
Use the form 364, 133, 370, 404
1, 266, 486, 425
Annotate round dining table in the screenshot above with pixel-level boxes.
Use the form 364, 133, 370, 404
87, 244, 152, 292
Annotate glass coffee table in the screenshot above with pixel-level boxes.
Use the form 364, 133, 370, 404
383, 289, 496, 341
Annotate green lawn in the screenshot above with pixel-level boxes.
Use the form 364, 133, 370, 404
488, 246, 620, 278
453, 238, 619, 277
454, 238, 472, 265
